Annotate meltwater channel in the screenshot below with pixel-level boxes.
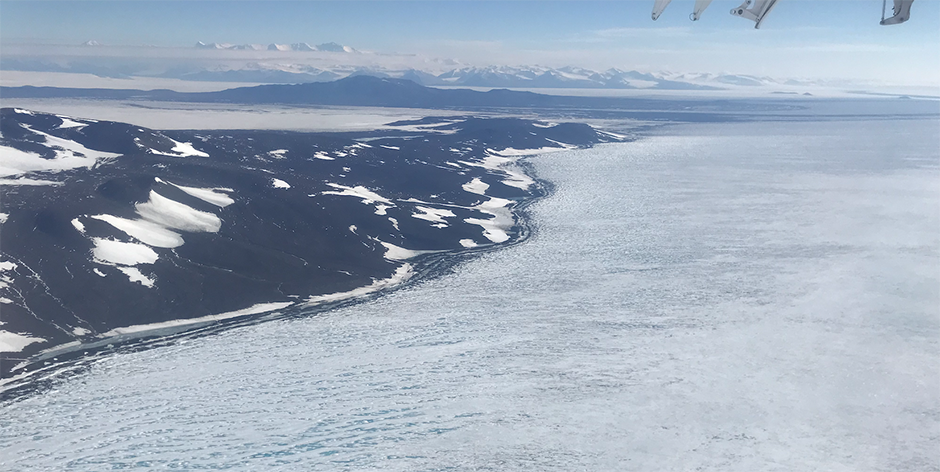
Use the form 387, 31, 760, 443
2, 118, 938, 471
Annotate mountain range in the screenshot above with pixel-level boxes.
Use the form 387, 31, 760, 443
0, 75, 780, 122
1, 52, 829, 91
164, 65, 755, 90
194, 41, 359, 53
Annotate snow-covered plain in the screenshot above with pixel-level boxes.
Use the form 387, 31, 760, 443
0, 99, 466, 132
0, 117, 937, 471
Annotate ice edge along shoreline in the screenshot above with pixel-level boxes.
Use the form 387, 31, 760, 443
0, 143, 575, 398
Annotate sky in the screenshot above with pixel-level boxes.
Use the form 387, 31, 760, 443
1, 1, 939, 85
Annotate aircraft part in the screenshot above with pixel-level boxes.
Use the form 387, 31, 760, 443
691, 0, 715, 20
881, 0, 914, 25
652, 0, 674, 20
730, 0, 780, 29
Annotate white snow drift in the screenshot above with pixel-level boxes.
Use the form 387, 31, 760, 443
0, 331, 46, 353
84, 188, 227, 287
91, 239, 159, 266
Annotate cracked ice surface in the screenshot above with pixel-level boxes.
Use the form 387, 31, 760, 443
1, 119, 937, 472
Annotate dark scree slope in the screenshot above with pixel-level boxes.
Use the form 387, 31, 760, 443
0, 108, 620, 381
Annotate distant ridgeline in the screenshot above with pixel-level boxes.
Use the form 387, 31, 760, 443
0, 75, 778, 122
0, 107, 622, 383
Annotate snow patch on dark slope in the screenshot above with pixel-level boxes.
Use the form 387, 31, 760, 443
0, 108, 622, 384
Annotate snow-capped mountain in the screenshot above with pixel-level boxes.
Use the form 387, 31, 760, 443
146, 61, 730, 90
195, 41, 359, 53
0, 44, 849, 92
661, 71, 777, 87
0, 107, 619, 383
429, 66, 720, 90
314, 42, 358, 53
288, 42, 316, 51
194, 41, 233, 50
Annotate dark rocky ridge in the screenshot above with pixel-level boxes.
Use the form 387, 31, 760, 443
0, 108, 620, 383
0, 75, 795, 121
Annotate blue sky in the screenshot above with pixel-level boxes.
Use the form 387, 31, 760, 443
2, 1, 939, 84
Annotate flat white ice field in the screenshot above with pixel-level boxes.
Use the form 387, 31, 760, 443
0, 99, 468, 132
1, 117, 937, 471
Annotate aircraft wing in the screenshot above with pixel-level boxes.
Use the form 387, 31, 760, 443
652, 0, 674, 20
730, 0, 781, 29
691, 0, 715, 21
881, 0, 914, 25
